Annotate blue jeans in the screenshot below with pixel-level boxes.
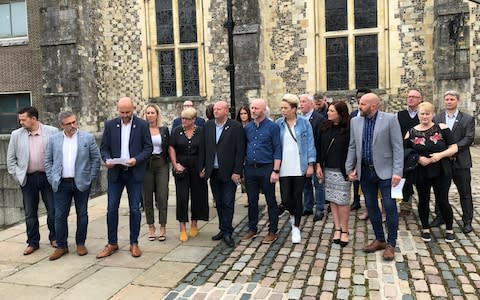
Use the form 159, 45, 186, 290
245, 165, 278, 233
360, 166, 398, 246
21, 172, 55, 247
106, 170, 142, 245
54, 179, 91, 249
209, 170, 237, 236
303, 172, 325, 213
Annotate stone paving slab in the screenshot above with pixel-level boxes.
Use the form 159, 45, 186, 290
0, 146, 479, 299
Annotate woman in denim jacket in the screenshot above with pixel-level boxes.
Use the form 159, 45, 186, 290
276, 94, 316, 244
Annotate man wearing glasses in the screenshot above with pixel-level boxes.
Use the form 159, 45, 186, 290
45, 111, 101, 260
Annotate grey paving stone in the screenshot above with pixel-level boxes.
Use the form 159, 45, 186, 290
164, 291, 179, 300
288, 288, 302, 300
239, 294, 252, 300
336, 288, 349, 299
352, 285, 366, 296
323, 271, 337, 281
183, 287, 197, 297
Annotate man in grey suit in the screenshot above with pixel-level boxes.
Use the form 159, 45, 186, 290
7, 106, 59, 255
345, 93, 404, 261
45, 111, 101, 260
431, 90, 475, 233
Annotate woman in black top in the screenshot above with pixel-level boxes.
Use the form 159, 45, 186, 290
316, 101, 351, 247
169, 107, 208, 242
404, 102, 457, 243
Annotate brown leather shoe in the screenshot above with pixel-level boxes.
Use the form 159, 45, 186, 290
76, 245, 88, 256
96, 244, 119, 258
262, 232, 278, 244
49, 248, 69, 261
23, 245, 39, 255
130, 244, 142, 258
383, 244, 395, 261
363, 240, 387, 253
241, 231, 258, 242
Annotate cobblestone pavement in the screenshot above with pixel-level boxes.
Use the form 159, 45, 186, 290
0, 147, 479, 300
164, 146, 480, 300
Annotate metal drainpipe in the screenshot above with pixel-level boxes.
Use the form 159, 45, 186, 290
225, 0, 236, 119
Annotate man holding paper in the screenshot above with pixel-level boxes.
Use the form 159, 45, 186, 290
345, 93, 403, 261
97, 97, 152, 258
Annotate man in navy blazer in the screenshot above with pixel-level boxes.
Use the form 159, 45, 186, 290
432, 90, 475, 233
202, 101, 245, 247
345, 93, 403, 261
45, 111, 101, 260
97, 97, 153, 258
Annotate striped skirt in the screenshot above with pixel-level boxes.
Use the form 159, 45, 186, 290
324, 168, 351, 206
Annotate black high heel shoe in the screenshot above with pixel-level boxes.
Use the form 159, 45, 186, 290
339, 231, 349, 248
333, 229, 341, 244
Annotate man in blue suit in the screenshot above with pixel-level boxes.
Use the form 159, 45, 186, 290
97, 97, 153, 258
45, 111, 101, 260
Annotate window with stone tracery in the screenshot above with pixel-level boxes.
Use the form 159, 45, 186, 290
319, 0, 384, 91
151, 0, 204, 98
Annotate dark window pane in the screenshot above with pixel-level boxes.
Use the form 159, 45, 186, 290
159, 51, 176, 96
179, 0, 197, 43
354, 0, 377, 29
355, 35, 378, 89
181, 49, 199, 96
325, 0, 347, 31
156, 0, 173, 44
326, 37, 348, 90
0, 93, 30, 133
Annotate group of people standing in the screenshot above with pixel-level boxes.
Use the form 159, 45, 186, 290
6, 87, 475, 263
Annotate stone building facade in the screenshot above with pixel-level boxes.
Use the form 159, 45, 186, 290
0, 0, 480, 226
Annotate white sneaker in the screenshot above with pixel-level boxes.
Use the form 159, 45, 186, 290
289, 215, 295, 226
291, 226, 301, 244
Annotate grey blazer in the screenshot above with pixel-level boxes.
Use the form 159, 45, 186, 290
345, 111, 404, 180
45, 130, 101, 192
7, 123, 59, 187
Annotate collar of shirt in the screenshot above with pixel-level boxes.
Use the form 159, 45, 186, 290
446, 110, 459, 119
28, 125, 42, 136
365, 111, 378, 121
304, 110, 313, 119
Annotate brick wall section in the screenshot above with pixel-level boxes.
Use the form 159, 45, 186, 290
0, 0, 43, 114
206, 0, 231, 100
471, 5, 480, 122
393, 0, 433, 111
92, 0, 145, 126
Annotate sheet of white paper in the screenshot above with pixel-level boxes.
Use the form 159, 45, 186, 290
107, 158, 129, 165
391, 178, 406, 199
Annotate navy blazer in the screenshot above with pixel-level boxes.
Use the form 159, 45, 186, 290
433, 111, 475, 169
100, 116, 153, 182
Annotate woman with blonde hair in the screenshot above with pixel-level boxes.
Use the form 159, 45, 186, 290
140, 104, 170, 241
276, 94, 316, 244
169, 107, 208, 241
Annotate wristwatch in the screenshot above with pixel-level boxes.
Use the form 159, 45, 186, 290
273, 169, 280, 174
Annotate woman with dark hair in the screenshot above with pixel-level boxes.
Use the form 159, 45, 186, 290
140, 104, 170, 241
236, 105, 252, 127
235, 105, 252, 200
316, 101, 352, 247
205, 104, 214, 121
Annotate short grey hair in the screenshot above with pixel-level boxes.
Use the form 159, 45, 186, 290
443, 90, 460, 101
58, 111, 75, 124
299, 94, 314, 103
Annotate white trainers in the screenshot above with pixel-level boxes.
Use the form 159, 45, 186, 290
291, 226, 301, 244
289, 215, 295, 226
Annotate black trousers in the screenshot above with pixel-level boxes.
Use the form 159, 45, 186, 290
417, 174, 453, 230
174, 164, 209, 222
279, 176, 305, 227
435, 168, 473, 225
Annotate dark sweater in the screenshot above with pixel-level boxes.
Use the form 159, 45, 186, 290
397, 110, 419, 138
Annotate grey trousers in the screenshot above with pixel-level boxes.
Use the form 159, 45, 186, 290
143, 155, 169, 225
